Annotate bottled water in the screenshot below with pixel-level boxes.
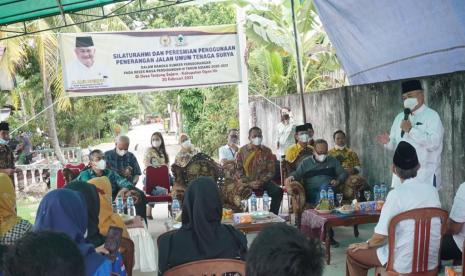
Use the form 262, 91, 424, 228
171, 198, 181, 219
380, 183, 388, 201
319, 189, 327, 202
262, 191, 270, 212
373, 185, 380, 201
127, 196, 136, 217
327, 187, 334, 208
116, 195, 124, 214
250, 192, 258, 212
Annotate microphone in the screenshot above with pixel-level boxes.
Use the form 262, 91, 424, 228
401, 108, 411, 138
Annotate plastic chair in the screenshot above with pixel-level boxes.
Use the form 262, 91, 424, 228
375, 207, 448, 276
145, 165, 172, 214
65, 163, 86, 170
163, 259, 246, 276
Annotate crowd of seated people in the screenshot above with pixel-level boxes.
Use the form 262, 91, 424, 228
3, 122, 465, 276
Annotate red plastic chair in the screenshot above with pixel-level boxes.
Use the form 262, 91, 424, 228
145, 165, 172, 213
65, 163, 86, 170
56, 163, 85, 189
381, 207, 448, 276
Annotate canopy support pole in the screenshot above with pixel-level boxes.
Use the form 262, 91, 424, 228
291, 0, 307, 123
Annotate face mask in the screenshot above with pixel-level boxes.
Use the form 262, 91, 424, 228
404, 97, 418, 110
152, 139, 162, 148
314, 154, 327, 162
95, 159, 106, 170
182, 140, 192, 148
116, 148, 127, 156
0, 138, 7, 145
281, 114, 290, 121
251, 137, 262, 146
335, 145, 345, 150
298, 133, 309, 143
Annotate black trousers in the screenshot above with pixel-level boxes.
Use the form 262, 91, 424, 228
441, 234, 462, 261
134, 187, 148, 224
263, 181, 284, 215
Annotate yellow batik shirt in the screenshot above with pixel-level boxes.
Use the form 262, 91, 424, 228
284, 143, 314, 163
328, 147, 361, 170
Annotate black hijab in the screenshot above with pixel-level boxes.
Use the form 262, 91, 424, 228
181, 176, 223, 255
66, 180, 105, 247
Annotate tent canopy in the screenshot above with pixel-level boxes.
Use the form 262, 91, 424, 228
0, 0, 126, 26
314, 0, 465, 85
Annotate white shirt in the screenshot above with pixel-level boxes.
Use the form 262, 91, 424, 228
375, 177, 441, 273
218, 144, 237, 163
450, 182, 465, 252
385, 104, 444, 189
67, 60, 110, 90
277, 120, 296, 156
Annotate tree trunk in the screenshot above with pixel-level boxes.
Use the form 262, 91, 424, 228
18, 89, 28, 123
40, 62, 65, 164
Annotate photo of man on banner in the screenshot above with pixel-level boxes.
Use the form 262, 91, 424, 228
67, 36, 110, 89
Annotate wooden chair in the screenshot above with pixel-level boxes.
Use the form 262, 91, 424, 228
375, 207, 448, 276
164, 259, 246, 276
281, 147, 313, 228
145, 165, 172, 215
120, 237, 135, 276
171, 153, 223, 202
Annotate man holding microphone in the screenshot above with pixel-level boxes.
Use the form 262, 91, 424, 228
376, 79, 444, 189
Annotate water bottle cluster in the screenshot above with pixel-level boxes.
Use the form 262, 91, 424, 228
248, 191, 270, 214
115, 195, 136, 217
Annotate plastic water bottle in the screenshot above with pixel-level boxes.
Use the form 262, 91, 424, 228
250, 192, 258, 212
380, 183, 388, 201
319, 189, 327, 202
126, 196, 136, 217
116, 195, 124, 214
172, 199, 181, 219
327, 187, 334, 208
262, 191, 270, 212
373, 185, 380, 201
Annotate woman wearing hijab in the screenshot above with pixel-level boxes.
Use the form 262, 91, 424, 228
158, 177, 247, 275
34, 189, 112, 276
0, 173, 32, 245
65, 180, 105, 247
87, 177, 129, 239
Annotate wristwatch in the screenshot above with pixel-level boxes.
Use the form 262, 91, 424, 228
365, 240, 370, 248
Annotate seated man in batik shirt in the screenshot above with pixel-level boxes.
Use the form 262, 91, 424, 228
328, 130, 366, 200
328, 130, 361, 175
236, 127, 283, 215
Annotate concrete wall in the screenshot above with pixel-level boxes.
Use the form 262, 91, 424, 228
250, 71, 465, 209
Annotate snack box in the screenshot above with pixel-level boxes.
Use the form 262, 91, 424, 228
233, 213, 252, 224
446, 266, 462, 276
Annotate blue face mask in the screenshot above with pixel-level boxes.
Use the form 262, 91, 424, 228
0, 138, 8, 145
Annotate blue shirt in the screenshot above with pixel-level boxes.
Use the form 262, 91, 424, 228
104, 149, 142, 178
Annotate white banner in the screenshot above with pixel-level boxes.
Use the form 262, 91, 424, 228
59, 25, 242, 96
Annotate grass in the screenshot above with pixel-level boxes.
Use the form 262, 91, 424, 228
16, 198, 40, 224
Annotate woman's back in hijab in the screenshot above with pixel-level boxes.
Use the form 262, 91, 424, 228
65, 180, 105, 246
34, 189, 111, 276
158, 177, 247, 275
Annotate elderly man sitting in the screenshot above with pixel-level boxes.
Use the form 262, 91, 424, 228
104, 135, 141, 185
346, 141, 441, 276
285, 139, 347, 246
285, 139, 347, 206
